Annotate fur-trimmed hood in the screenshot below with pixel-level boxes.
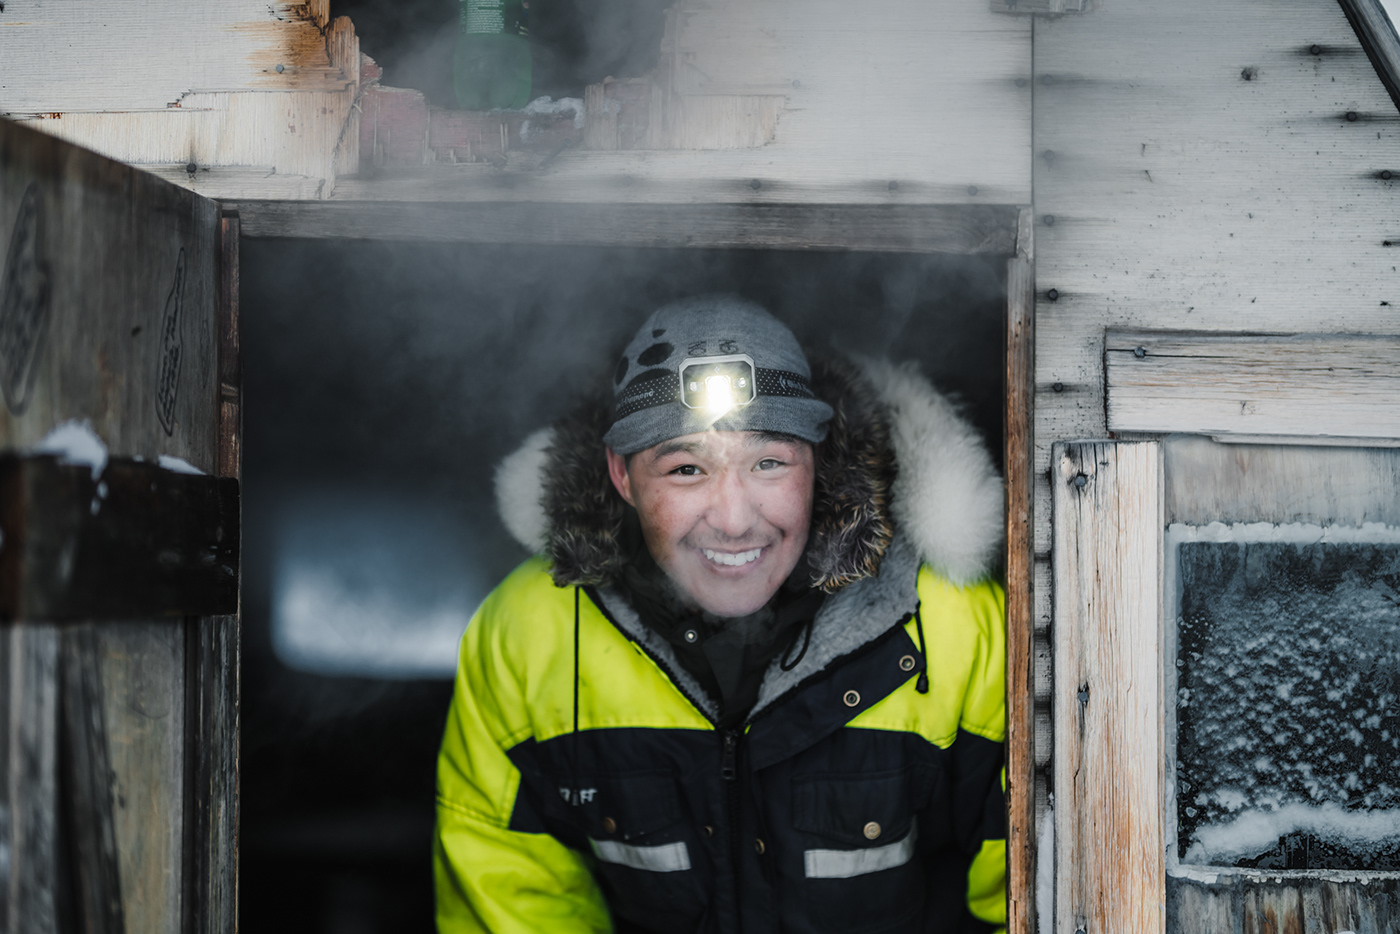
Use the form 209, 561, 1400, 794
496, 357, 1002, 592
495, 357, 1003, 720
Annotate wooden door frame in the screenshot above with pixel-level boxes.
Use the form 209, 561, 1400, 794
229, 196, 1039, 933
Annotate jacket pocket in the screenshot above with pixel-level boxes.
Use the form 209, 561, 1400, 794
549, 770, 707, 930
791, 769, 924, 933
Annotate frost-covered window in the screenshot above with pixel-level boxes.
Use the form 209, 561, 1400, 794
1169, 525, 1400, 871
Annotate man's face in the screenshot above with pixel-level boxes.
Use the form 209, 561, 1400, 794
606, 431, 816, 618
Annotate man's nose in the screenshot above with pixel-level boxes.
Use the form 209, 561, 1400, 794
706, 470, 758, 539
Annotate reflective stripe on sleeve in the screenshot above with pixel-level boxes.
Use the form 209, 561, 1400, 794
589, 838, 692, 872
803, 825, 918, 879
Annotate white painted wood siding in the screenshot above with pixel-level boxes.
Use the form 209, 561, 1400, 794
1030, 0, 1400, 663
0, 0, 356, 113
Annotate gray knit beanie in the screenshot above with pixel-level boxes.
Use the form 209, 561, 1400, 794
602, 296, 834, 455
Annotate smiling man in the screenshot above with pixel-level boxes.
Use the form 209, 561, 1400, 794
435, 297, 1008, 934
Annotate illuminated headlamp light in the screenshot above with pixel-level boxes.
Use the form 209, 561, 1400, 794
679, 354, 756, 416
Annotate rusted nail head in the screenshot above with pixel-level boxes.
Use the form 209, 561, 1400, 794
186, 162, 197, 174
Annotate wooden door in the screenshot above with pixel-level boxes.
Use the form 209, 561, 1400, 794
0, 118, 239, 933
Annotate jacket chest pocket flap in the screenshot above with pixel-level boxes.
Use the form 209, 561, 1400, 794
793, 769, 920, 882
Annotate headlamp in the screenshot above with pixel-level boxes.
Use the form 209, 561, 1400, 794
679, 354, 756, 415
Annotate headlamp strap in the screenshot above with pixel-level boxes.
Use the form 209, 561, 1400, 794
614, 366, 816, 419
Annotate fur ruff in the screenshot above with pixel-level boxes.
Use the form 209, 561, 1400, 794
494, 358, 1002, 590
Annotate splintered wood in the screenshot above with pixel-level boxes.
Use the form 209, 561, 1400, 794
1052, 441, 1165, 934
1105, 331, 1400, 444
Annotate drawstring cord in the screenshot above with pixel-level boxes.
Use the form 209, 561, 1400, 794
572, 586, 581, 806
779, 617, 814, 671
913, 605, 929, 694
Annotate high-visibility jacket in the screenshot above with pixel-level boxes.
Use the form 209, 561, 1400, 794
435, 553, 1005, 933
436, 357, 1007, 933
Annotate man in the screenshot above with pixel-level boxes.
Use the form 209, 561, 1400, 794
435, 296, 1007, 933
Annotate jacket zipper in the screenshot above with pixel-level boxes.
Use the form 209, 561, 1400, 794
721, 728, 742, 931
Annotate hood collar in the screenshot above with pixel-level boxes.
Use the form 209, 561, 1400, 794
495, 357, 1003, 591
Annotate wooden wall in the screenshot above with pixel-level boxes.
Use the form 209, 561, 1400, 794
0, 118, 232, 933
1, 0, 360, 199
1032, 0, 1400, 929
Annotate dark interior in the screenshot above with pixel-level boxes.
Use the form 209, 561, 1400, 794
236, 238, 1007, 931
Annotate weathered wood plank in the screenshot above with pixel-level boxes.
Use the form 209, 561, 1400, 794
1338, 0, 1400, 112
0, 456, 239, 621
0, 117, 221, 470
183, 614, 240, 934
661, 0, 1028, 193
1030, 0, 1400, 572
236, 199, 1021, 253
0, 1, 358, 113
1006, 245, 1038, 934
1162, 435, 1400, 527
328, 153, 1027, 206
97, 622, 185, 933
19, 88, 361, 186
1052, 441, 1165, 934
58, 625, 124, 934
5, 624, 60, 934
1105, 331, 1400, 442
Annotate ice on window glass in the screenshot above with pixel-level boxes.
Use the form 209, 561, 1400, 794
1175, 541, 1400, 870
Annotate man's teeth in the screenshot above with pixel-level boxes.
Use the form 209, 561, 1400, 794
703, 548, 762, 567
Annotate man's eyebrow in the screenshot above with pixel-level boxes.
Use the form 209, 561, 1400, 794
747, 430, 804, 448
647, 439, 704, 462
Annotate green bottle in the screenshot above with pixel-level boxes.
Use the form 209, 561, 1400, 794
454, 0, 532, 110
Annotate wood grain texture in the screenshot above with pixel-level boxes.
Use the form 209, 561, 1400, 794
1162, 435, 1400, 527
58, 625, 124, 934
19, 88, 361, 185
1030, 0, 1400, 552
1105, 331, 1400, 441
97, 622, 186, 934
3, 624, 60, 934
1167, 873, 1400, 933
0, 117, 222, 472
184, 614, 240, 934
1052, 441, 1165, 934
237, 199, 1021, 253
1339, 0, 1400, 111
1006, 249, 1038, 934
0, 0, 358, 113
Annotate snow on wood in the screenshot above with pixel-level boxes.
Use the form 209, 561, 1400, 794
1105, 332, 1400, 443
1052, 441, 1165, 934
